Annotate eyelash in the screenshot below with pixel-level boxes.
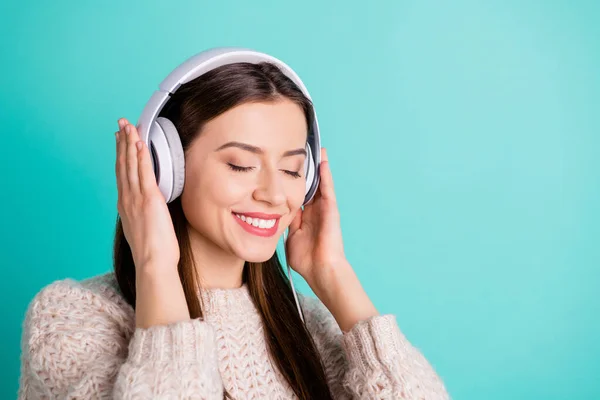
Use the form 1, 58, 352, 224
227, 163, 301, 178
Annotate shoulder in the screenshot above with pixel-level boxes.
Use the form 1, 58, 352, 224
298, 293, 342, 340
22, 271, 135, 350
19, 273, 136, 397
26, 271, 133, 317
299, 293, 333, 322
297, 293, 351, 394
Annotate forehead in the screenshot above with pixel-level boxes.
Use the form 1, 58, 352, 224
198, 100, 308, 150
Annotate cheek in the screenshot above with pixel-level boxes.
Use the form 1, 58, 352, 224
181, 168, 248, 231
207, 177, 249, 207
286, 179, 306, 211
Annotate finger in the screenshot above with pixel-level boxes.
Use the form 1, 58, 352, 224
116, 119, 129, 195
288, 208, 302, 235
321, 146, 328, 163
125, 123, 141, 194
114, 131, 123, 194
137, 140, 159, 197
318, 147, 337, 203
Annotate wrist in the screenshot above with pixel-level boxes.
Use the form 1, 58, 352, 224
309, 262, 379, 332
135, 264, 190, 329
306, 260, 353, 300
136, 261, 179, 281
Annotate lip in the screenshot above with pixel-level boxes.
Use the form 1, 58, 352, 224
233, 211, 282, 219
232, 212, 280, 237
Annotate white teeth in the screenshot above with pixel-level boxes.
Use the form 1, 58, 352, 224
234, 213, 277, 230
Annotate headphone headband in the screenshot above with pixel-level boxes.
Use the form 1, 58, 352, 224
135, 47, 321, 205
160, 47, 313, 98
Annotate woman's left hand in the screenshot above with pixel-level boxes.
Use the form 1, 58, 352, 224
285, 148, 379, 331
285, 147, 349, 290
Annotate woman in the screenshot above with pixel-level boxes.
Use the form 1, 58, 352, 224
18, 55, 449, 399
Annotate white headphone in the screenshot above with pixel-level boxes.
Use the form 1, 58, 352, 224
136, 47, 321, 206
135, 47, 321, 323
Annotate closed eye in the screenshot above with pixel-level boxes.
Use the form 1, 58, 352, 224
284, 170, 301, 178
227, 163, 301, 179
227, 163, 254, 172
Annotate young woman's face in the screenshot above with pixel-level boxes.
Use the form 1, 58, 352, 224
180, 99, 308, 262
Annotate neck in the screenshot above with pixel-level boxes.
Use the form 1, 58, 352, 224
187, 225, 245, 289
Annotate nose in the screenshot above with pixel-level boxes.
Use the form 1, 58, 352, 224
252, 167, 286, 206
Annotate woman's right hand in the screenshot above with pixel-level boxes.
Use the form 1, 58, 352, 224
115, 118, 180, 272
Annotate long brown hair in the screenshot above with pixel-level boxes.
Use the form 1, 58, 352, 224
113, 62, 333, 399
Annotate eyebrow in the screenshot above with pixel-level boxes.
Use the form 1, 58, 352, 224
216, 141, 307, 157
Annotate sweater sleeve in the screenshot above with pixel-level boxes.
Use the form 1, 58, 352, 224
18, 279, 224, 399
301, 295, 449, 400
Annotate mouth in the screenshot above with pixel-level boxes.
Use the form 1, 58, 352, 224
232, 212, 281, 237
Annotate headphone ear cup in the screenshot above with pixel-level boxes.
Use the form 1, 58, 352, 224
148, 117, 185, 203
303, 142, 315, 205
157, 117, 185, 202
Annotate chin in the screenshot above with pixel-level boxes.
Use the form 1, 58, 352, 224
235, 246, 279, 264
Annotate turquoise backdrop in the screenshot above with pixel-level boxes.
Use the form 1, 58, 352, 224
1, 1, 599, 398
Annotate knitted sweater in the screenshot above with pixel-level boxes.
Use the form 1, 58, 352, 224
18, 272, 449, 399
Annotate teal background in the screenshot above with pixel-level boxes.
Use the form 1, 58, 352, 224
1, 0, 599, 398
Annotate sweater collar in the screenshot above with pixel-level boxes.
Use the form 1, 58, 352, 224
199, 283, 257, 317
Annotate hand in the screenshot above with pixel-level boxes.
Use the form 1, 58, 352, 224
285, 148, 379, 331
285, 148, 348, 290
115, 118, 180, 272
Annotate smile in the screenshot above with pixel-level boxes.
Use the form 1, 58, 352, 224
232, 212, 280, 237
235, 213, 276, 228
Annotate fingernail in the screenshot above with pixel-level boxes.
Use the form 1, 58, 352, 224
136, 141, 142, 151
115, 131, 120, 141
118, 119, 124, 128
125, 125, 130, 135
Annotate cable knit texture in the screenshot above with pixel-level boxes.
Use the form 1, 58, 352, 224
18, 272, 449, 399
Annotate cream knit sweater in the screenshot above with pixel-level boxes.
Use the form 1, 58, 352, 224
18, 272, 449, 399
